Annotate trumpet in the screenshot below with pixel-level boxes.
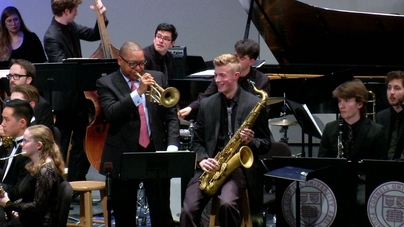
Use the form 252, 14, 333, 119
135, 72, 180, 108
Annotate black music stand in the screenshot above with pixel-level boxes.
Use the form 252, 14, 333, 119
120, 151, 196, 180
364, 160, 404, 226
33, 60, 118, 110
33, 62, 78, 92
286, 99, 322, 157
63, 58, 118, 91
264, 157, 348, 227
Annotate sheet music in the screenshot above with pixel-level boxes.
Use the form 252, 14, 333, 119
187, 69, 214, 78
156, 150, 191, 153
302, 104, 323, 137
0, 69, 8, 78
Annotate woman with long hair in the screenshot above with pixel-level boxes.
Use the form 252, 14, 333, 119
0, 6, 47, 63
0, 125, 65, 227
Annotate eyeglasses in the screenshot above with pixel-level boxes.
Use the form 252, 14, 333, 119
21, 138, 34, 144
155, 34, 172, 42
120, 56, 147, 68
5, 17, 19, 25
6, 74, 27, 80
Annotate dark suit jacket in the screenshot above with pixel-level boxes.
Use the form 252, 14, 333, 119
0, 145, 29, 201
32, 96, 54, 129
318, 117, 388, 160
376, 107, 404, 159
96, 69, 180, 177
44, 17, 101, 62
143, 44, 174, 81
188, 68, 271, 117
44, 17, 102, 111
191, 87, 271, 180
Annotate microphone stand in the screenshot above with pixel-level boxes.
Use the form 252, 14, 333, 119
104, 163, 113, 227
106, 174, 112, 227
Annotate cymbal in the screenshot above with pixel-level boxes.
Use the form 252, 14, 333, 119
266, 97, 284, 105
268, 118, 298, 126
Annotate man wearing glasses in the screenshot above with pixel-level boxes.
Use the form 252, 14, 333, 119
96, 41, 180, 227
3, 59, 54, 130
143, 23, 178, 81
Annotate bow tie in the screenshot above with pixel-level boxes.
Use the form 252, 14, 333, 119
12, 139, 22, 148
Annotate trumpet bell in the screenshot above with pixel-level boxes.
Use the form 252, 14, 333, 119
160, 87, 180, 108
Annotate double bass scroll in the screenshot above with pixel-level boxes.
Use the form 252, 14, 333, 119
85, 0, 119, 171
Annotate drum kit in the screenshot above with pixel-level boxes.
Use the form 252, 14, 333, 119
267, 97, 298, 144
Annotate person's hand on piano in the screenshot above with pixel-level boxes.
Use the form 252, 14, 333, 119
178, 107, 192, 119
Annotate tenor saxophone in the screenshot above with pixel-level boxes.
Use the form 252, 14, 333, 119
199, 81, 268, 196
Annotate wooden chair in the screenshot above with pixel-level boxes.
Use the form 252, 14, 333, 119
66, 181, 108, 227
209, 189, 252, 227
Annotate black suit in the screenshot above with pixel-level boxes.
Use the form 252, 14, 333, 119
318, 117, 387, 226
31, 96, 54, 130
180, 87, 271, 227
96, 69, 180, 227
44, 18, 101, 62
376, 107, 404, 159
44, 17, 102, 181
0, 145, 29, 201
143, 44, 175, 81
318, 117, 387, 160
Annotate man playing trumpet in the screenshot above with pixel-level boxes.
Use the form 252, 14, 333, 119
96, 41, 180, 227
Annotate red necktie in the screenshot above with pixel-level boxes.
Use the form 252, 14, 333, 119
131, 81, 150, 148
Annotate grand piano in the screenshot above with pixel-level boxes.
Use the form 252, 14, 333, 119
171, 0, 404, 120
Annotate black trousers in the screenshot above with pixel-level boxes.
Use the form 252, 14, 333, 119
180, 169, 246, 227
55, 106, 90, 182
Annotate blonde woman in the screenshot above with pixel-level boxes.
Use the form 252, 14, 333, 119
0, 125, 65, 227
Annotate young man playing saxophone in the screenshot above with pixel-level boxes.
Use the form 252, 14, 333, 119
179, 53, 271, 227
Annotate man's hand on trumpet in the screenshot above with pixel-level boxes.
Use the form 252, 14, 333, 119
137, 73, 154, 95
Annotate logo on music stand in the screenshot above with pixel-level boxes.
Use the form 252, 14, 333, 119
368, 181, 404, 226
282, 178, 337, 226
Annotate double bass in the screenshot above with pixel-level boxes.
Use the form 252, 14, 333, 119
84, 0, 119, 171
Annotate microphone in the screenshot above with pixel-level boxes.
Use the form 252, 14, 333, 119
104, 162, 113, 200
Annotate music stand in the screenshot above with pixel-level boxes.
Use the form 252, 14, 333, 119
364, 159, 404, 226
286, 99, 322, 157
33, 60, 118, 111
63, 58, 118, 91
33, 62, 78, 92
265, 157, 348, 227
120, 151, 196, 180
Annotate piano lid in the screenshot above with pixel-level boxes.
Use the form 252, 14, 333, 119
241, 0, 404, 66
